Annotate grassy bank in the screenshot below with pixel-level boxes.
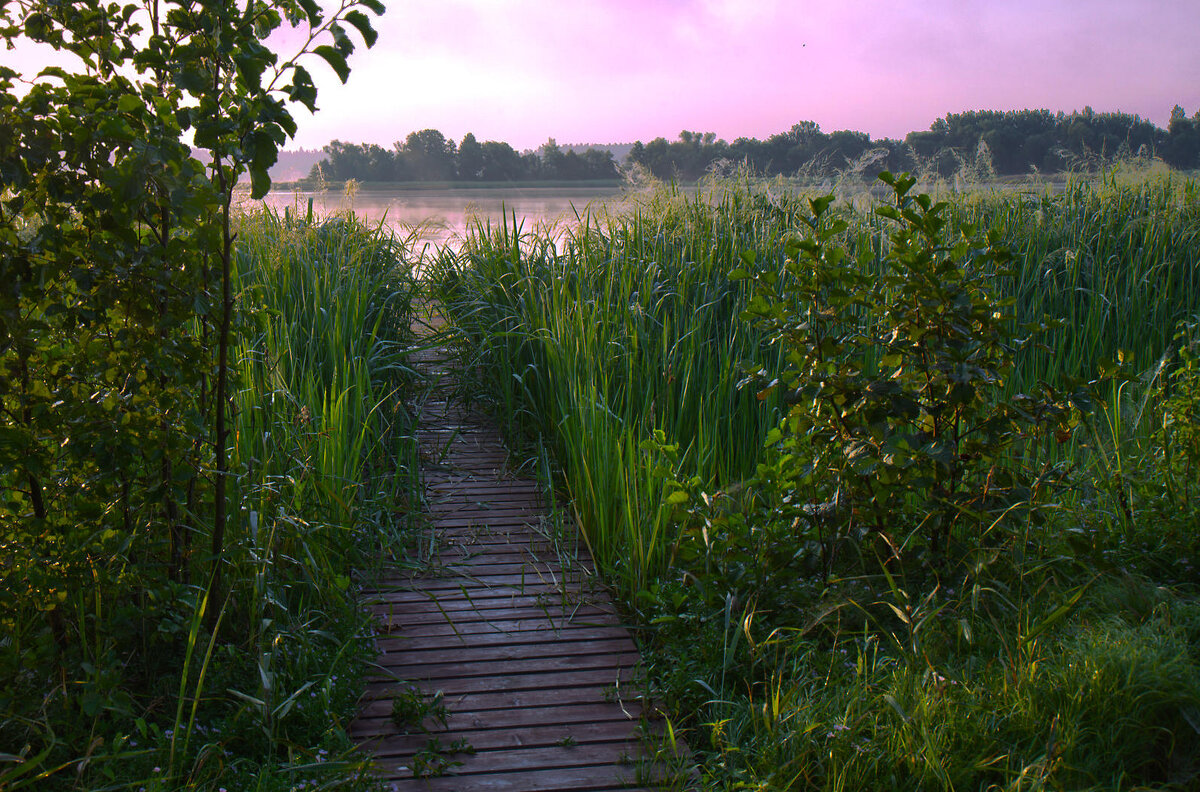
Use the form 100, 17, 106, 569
0, 209, 420, 790
430, 170, 1200, 790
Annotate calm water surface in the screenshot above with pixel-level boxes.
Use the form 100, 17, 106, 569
255, 185, 625, 249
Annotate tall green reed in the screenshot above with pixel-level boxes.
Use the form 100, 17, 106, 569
433, 180, 803, 595
953, 172, 1200, 390
160, 208, 420, 788
433, 172, 1200, 594
947, 173, 1200, 532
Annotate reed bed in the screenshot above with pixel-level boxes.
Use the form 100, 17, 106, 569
954, 174, 1200, 389
431, 171, 1200, 791
431, 182, 805, 594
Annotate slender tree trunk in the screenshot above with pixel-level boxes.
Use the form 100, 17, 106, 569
207, 158, 234, 630
19, 358, 46, 522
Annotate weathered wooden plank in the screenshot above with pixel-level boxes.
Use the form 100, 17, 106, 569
427, 553, 584, 570
351, 701, 645, 737
432, 537, 567, 555
426, 482, 543, 495
369, 740, 646, 777
375, 614, 625, 637
360, 719, 646, 756
371, 625, 634, 650
372, 650, 643, 682
366, 579, 591, 598
423, 472, 530, 485
363, 666, 638, 696
366, 604, 616, 627
368, 570, 590, 591
373, 764, 655, 792
427, 509, 546, 523
365, 580, 585, 599
430, 526, 551, 541
357, 684, 640, 714
368, 570, 581, 590
371, 618, 629, 641
372, 636, 639, 665
430, 515, 547, 530
428, 486, 542, 498
364, 590, 602, 612
428, 504, 544, 517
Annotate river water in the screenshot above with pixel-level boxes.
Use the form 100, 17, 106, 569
255, 184, 625, 249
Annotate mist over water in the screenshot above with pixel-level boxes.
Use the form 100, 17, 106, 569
255, 185, 623, 248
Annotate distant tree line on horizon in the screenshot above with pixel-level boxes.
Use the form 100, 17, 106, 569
306, 129, 621, 183
302, 106, 1200, 184
632, 106, 1200, 181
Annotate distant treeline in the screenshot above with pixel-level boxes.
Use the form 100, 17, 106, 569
303, 106, 1200, 184
306, 130, 621, 183
634, 107, 1200, 181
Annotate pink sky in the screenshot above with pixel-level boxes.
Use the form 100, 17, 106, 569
7, 0, 1200, 151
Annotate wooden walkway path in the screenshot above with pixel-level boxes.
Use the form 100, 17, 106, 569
351, 329, 684, 790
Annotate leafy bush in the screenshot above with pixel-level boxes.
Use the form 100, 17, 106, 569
677, 173, 1071, 590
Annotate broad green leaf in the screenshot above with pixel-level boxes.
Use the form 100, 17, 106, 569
343, 11, 378, 47
249, 166, 271, 199
313, 45, 350, 83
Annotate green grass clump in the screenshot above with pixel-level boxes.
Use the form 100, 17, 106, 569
674, 602, 1200, 790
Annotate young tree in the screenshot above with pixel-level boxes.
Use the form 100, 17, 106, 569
0, 2, 383, 781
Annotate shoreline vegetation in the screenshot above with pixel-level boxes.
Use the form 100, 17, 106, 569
264, 172, 1077, 197
429, 165, 1200, 790
268, 178, 626, 192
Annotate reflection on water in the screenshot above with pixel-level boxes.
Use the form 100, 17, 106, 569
254, 185, 625, 249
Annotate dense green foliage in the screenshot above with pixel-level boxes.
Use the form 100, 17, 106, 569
2, 202, 419, 789
309, 134, 621, 183
0, 2, 423, 788
432, 171, 1200, 790
731, 175, 1072, 572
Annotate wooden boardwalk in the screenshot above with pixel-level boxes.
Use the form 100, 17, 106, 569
352, 333, 683, 791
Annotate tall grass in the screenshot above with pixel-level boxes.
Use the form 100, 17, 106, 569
432, 181, 803, 594
191, 208, 421, 788
431, 170, 1200, 790
0, 207, 420, 791
434, 172, 1200, 588
955, 172, 1200, 389
233, 208, 419, 550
